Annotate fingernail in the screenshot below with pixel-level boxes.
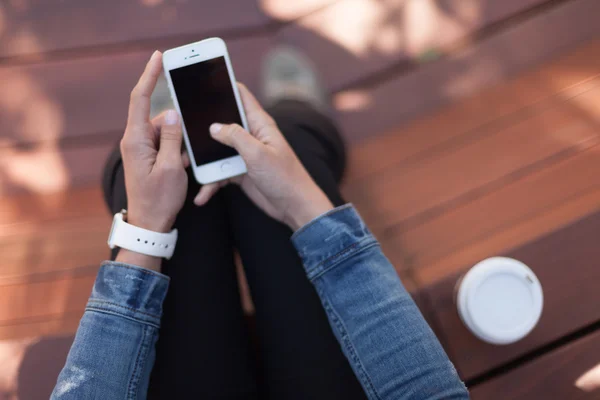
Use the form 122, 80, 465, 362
576, 376, 593, 391
209, 123, 222, 136
150, 50, 159, 61
165, 110, 178, 125
575, 380, 591, 392
193, 193, 202, 206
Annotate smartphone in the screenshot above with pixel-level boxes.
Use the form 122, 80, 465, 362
163, 38, 248, 184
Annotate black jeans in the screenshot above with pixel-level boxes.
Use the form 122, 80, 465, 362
102, 100, 367, 400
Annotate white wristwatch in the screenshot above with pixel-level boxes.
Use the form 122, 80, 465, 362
107, 210, 178, 259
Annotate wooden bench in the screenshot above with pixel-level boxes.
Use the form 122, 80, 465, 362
2, 0, 600, 398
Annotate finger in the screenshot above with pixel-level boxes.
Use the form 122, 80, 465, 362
194, 183, 221, 206
230, 175, 243, 185
576, 364, 600, 392
152, 112, 189, 162
150, 110, 169, 143
182, 151, 191, 168
157, 110, 183, 163
209, 123, 261, 160
128, 51, 163, 127
237, 83, 275, 132
237, 83, 264, 113
151, 109, 169, 123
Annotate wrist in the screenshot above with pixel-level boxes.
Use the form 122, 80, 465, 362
127, 211, 174, 233
115, 248, 162, 272
286, 187, 334, 231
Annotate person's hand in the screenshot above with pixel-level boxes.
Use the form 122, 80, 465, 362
121, 51, 188, 232
576, 363, 600, 392
116, 51, 189, 271
194, 83, 333, 231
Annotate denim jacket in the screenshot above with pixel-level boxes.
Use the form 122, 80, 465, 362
52, 205, 468, 399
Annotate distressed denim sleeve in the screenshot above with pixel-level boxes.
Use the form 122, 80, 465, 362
292, 205, 469, 400
52, 262, 169, 400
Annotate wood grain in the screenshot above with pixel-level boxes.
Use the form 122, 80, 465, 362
0, 186, 106, 227
423, 210, 600, 380
2, 334, 75, 400
335, 0, 600, 143
0, 185, 109, 278
278, 0, 549, 92
345, 83, 600, 232
0, 313, 81, 341
414, 185, 600, 286
0, 0, 269, 58
470, 329, 600, 399
343, 40, 600, 181
0, 272, 96, 325
0, 218, 109, 279
0, 35, 272, 146
387, 143, 600, 276
0, 143, 114, 196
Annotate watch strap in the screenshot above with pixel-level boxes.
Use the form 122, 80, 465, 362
108, 213, 178, 259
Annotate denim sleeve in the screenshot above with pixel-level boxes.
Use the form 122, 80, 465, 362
292, 205, 469, 400
52, 262, 169, 400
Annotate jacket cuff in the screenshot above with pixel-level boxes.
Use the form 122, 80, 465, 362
291, 204, 376, 281
86, 262, 170, 328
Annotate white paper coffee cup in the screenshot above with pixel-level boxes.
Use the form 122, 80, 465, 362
456, 257, 543, 345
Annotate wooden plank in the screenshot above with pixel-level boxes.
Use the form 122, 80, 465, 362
470, 329, 600, 399
278, 0, 549, 92
0, 35, 272, 146
345, 83, 600, 232
0, 143, 114, 196
3, 12, 599, 195
335, 0, 600, 143
0, 186, 106, 227
0, 185, 108, 278
423, 209, 600, 380
0, 0, 270, 58
387, 143, 600, 276
0, 313, 81, 341
343, 39, 600, 181
0, 334, 75, 400
0, 185, 105, 337
415, 185, 600, 286
0, 218, 109, 279
0, 272, 96, 324
569, 73, 600, 124
536, 39, 600, 93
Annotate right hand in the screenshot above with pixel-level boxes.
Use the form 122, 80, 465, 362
193, 83, 334, 231
576, 363, 600, 392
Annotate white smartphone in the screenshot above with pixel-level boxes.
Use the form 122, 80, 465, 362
163, 38, 248, 184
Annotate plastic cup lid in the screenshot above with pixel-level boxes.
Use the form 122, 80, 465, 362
456, 257, 543, 345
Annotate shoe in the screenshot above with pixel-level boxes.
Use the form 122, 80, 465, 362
150, 74, 174, 119
261, 46, 330, 114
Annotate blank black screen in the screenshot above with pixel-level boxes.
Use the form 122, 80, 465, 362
170, 57, 240, 165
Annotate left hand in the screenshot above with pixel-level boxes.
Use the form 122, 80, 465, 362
120, 51, 189, 233
116, 51, 189, 272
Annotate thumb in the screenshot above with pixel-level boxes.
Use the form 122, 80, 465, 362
210, 123, 262, 159
158, 110, 183, 163
576, 363, 600, 392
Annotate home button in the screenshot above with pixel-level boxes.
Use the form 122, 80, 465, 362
220, 162, 231, 173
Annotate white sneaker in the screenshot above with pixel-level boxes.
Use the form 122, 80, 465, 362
261, 46, 329, 114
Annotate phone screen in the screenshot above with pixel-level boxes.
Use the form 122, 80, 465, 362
169, 56, 240, 166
